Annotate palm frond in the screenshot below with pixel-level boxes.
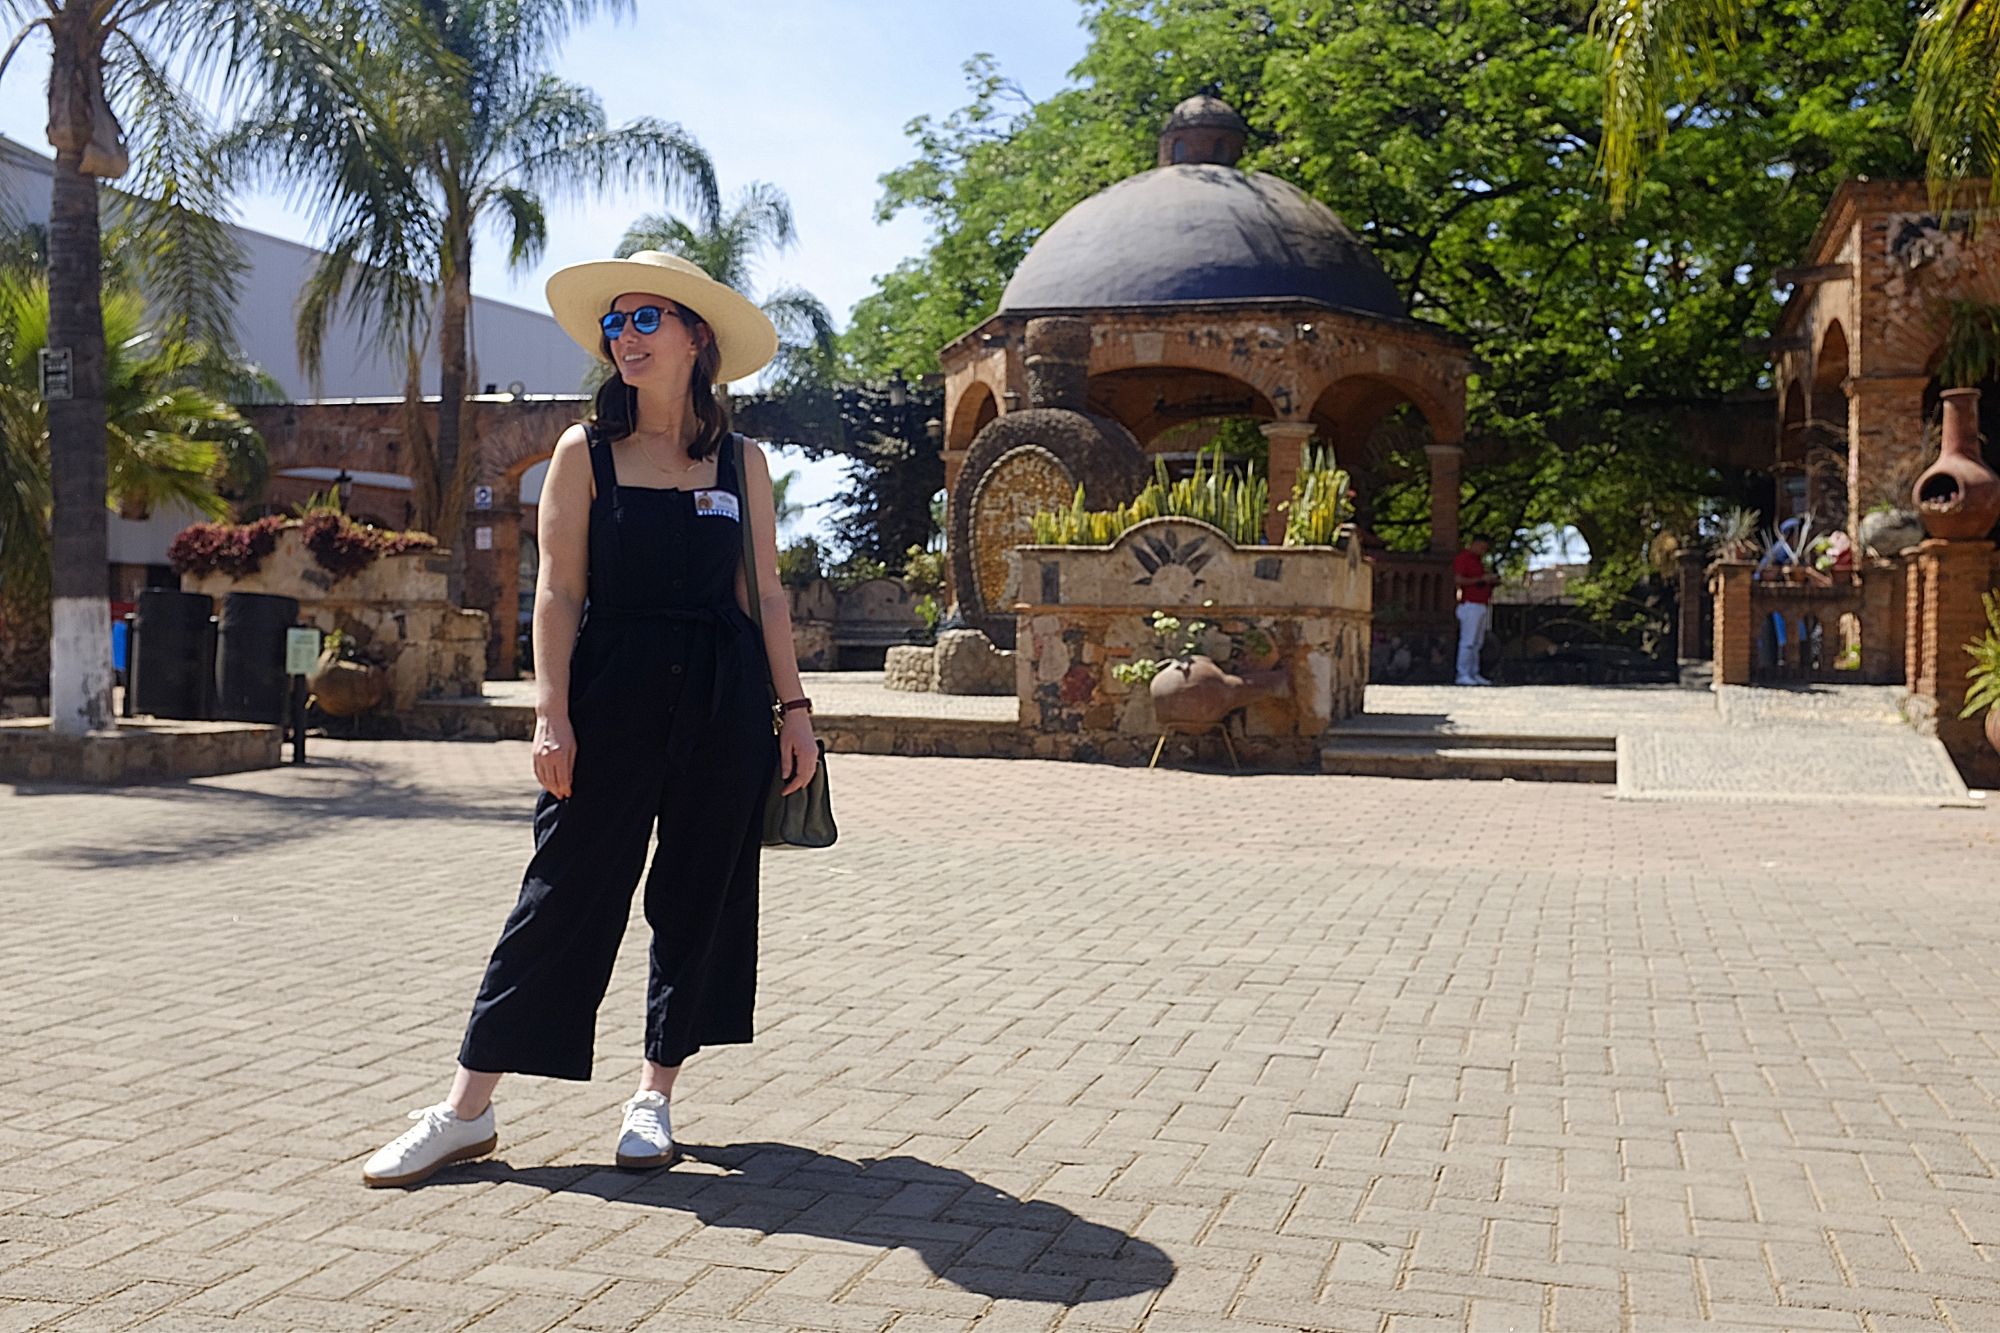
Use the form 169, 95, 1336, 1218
1590, 0, 1742, 216
506, 116, 719, 223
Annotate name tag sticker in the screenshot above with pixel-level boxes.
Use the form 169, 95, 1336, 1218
693, 489, 740, 521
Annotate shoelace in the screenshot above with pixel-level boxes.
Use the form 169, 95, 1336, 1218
621, 1095, 670, 1138
390, 1103, 457, 1151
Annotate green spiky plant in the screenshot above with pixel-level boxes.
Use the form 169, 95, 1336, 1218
1961, 591, 2000, 722
1031, 447, 1350, 548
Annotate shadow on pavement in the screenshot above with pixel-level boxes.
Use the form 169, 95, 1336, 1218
456, 1140, 1177, 1306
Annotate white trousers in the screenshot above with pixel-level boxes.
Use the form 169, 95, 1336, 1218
1455, 602, 1490, 681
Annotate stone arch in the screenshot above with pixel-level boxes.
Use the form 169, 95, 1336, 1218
946, 408, 1150, 643
948, 380, 999, 455
1085, 365, 1276, 449
1309, 373, 1460, 453
1814, 319, 1850, 391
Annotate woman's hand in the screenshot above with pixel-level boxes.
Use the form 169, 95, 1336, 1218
778, 709, 818, 795
532, 713, 578, 799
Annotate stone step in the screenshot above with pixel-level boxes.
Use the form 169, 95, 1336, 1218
1327, 725, 1616, 752
1320, 735, 1618, 783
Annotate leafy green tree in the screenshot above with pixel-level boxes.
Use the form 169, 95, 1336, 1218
1598, 0, 1989, 211
618, 183, 837, 384
848, 0, 1924, 598
228, 0, 719, 595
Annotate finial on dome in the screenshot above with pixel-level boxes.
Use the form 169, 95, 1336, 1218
1159, 93, 1247, 168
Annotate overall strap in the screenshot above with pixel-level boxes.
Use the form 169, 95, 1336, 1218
584, 422, 618, 505
729, 434, 762, 632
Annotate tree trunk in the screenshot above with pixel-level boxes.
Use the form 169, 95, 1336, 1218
44, 13, 113, 735
434, 225, 473, 606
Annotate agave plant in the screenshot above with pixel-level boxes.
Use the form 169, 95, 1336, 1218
1962, 591, 2000, 721
1031, 446, 1349, 548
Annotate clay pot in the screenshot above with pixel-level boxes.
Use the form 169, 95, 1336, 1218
1913, 388, 2000, 541
307, 649, 386, 717
1986, 705, 2000, 759
1150, 654, 1287, 727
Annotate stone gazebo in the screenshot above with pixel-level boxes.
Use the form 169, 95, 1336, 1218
940, 95, 1474, 672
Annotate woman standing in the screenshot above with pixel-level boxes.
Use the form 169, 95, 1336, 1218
362, 251, 819, 1186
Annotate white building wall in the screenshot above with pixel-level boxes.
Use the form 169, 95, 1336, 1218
0, 134, 589, 401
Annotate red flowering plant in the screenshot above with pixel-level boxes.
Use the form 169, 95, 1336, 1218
169, 513, 437, 583
167, 515, 287, 578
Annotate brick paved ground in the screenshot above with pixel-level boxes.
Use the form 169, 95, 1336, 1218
3, 744, 2000, 1332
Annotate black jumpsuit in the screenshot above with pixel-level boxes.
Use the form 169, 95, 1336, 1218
459, 429, 776, 1080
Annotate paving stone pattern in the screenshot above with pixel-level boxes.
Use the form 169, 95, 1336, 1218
3, 744, 2000, 1331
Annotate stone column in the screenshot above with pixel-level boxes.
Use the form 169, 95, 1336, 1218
1261, 420, 1315, 544
1711, 561, 1755, 686
1910, 539, 1997, 778
1844, 374, 1931, 531
1424, 443, 1464, 555
1676, 549, 1708, 664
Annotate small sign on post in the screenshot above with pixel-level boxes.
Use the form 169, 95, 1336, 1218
38, 347, 73, 400
284, 627, 324, 677
284, 627, 322, 765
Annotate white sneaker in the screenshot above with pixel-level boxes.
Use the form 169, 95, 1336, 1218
1454, 675, 1480, 686
361, 1102, 497, 1188
615, 1090, 677, 1169
1473, 673, 1495, 686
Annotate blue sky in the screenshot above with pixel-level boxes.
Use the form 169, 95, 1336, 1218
0, 2, 1094, 540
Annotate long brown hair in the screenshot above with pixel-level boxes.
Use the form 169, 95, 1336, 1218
589, 300, 730, 458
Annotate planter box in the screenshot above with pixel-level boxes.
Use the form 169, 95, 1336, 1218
1007, 518, 1372, 748
184, 526, 488, 713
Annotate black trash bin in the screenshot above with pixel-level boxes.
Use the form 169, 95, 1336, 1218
214, 591, 299, 724
131, 589, 215, 719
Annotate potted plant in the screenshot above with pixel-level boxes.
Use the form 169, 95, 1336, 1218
1961, 592, 2000, 758
1111, 606, 1287, 728
307, 628, 388, 718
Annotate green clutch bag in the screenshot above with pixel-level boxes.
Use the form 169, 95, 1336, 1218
732, 434, 837, 849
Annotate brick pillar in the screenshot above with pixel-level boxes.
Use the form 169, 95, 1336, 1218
1676, 549, 1707, 663
1424, 443, 1464, 555
1906, 551, 1929, 696
1711, 561, 1755, 686
1858, 559, 1905, 683
1844, 374, 1931, 532
1911, 539, 1997, 774
1261, 420, 1315, 544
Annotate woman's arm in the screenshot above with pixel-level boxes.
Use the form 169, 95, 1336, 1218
530, 423, 593, 798
737, 436, 819, 794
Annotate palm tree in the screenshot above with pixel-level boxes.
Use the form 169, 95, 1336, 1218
618, 183, 839, 384
0, 0, 309, 733
228, 0, 721, 599
1594, 0, 2000, 212
0, 274, 264, 686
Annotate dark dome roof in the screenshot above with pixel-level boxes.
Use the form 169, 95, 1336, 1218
997, 164, 1405, 318
1164, 94, 1247, 134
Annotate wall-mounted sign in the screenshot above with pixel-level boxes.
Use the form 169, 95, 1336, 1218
473, 485, 493, 510
38, 347, 72, 401
474, 525, 494, 551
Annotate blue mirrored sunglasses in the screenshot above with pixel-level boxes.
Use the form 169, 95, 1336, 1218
599, 304, 685, 340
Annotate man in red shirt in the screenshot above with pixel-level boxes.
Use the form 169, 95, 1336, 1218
1452, 537, 1497, 685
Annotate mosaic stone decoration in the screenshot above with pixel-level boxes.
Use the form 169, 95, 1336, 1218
969, 445, 1077, 612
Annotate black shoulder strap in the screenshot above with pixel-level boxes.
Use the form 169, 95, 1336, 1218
721, 431, 744, 502
584, 421, 616, 501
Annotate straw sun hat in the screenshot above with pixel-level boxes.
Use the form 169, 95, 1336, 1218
545, 250, 779, 385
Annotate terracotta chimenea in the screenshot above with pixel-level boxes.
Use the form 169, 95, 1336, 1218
1913, 387, 2000, 541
